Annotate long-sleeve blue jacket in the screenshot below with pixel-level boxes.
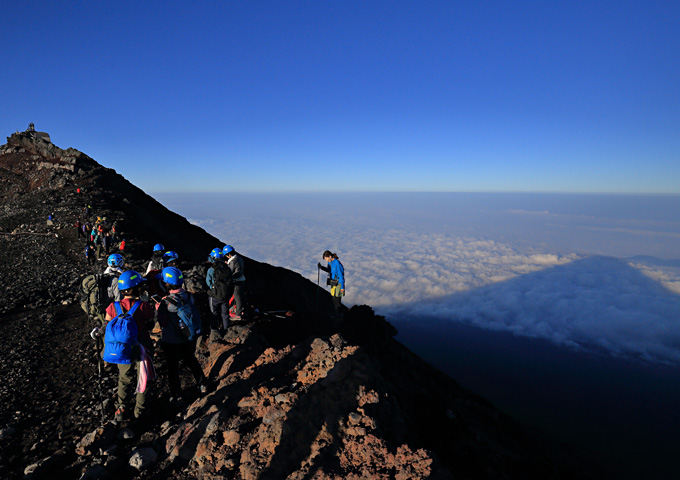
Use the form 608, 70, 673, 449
328, 259, 345, 290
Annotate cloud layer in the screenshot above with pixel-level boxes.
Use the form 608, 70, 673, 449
161, 192, 680, 364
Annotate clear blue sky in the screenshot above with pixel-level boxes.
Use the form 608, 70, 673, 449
1, 1, 679, 193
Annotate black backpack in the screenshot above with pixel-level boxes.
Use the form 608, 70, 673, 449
209, 263, 233, 301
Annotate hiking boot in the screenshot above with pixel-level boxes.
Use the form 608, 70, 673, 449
114, 406, 126, 423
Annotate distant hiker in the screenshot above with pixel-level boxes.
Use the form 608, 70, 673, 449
156, 266, 208, 403
206, 248, 233, 339
96, 270, 154, 422
94, 233, 104, 259
145, 244, 165, 275
85, 244, 96, 265
223, 245, 246, 321
119, 239, 126, 252
318, 250, 345, 316
103, 232, 111, 255
77, 187, 81, 195
76, 219, 85, 239
110, 222, 118, 243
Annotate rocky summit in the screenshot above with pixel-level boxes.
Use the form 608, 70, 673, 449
0, 127, 608, 479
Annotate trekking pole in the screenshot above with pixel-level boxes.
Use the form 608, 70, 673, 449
95, 336, 106, 425
89, 313, 107, 425
316, 264, 320, 309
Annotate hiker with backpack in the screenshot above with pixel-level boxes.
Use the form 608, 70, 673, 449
94, 270, 155, 423
145, 243, 165, 275
223, 245, 246, 321
155, 266, 208, 403
318, 250, 346, 316
206, 248, 233, 340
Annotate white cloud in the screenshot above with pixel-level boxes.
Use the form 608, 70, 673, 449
159, 193, 680, 365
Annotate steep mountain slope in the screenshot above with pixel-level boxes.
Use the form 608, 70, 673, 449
0, 129, 608, 479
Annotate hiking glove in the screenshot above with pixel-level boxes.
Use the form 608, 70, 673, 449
90, 327, 102, 339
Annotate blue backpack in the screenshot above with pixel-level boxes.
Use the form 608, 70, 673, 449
102, 301, 140, 364
169, 294, 201, 341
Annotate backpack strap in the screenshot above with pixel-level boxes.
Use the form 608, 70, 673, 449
114, 300, 141, 317
128, 300, 142, 316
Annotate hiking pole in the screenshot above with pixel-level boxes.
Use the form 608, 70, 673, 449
89, 315, 106, 425
95, 336, 106, 425
316, 264, 320, 309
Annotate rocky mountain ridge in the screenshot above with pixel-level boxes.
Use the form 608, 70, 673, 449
0, 129, 607, 479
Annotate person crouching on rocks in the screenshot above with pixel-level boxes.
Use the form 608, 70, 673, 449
101, 271, 155, 423
156, 266, 208, 406
318, 250, 346, 317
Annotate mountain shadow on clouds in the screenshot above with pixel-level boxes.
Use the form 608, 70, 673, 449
387, 255, 680, 480
386, 255, 680, 365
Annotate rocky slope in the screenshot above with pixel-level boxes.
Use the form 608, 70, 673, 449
0, 129, 609, 479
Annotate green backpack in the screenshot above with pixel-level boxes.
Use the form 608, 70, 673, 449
80, 274, 116, 325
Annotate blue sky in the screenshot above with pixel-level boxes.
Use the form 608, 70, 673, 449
2, 1, 679, 193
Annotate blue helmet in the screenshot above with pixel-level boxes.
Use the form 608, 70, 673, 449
223, 245, 234, 255
161, 266, 184, 286
107, 253, 124, 267
209, 248, 224, 262
153, 243, 165, 252
163, 251, 179, 265
118, 270, 146, 290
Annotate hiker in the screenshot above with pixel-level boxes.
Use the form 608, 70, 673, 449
94, 233, 104, 259
110, 222, 118, 243
103, 254, 124, 303
223, 245, 246, 321
119, 239, 126, 252
76, 219, 85, 239
145, 243, 165, 275
206, 248, 233, 339
318, 250, 346, 316
156, 266, 208, 404
162, 250, 179, 268
85, 244, 96, 265
103, 232, 111, 255
97, 271, 155, 422
105, 253, 125, 274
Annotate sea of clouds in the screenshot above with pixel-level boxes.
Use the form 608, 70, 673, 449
156, 192, 680, 364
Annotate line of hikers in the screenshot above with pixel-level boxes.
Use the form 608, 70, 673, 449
77, 216, 125, 264
82, 242, 248, 424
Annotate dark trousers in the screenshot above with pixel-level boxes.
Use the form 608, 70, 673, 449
209, 297, 229, 330
161, 341, 206, 397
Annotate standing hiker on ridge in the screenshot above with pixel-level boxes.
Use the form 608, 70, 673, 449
156, 266, 208, 405
206, 248, 233, 340
318, 250, 346, 317
223, 245, 246, 321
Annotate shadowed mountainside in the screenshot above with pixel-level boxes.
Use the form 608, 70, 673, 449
0, 129, 610, 479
